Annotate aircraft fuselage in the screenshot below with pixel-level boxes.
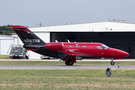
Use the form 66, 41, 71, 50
45, 42, 129, 59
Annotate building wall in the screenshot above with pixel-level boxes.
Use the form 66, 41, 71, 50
34, 33, 50, 43
0, 39, 13, 55
0, 35, 18, 55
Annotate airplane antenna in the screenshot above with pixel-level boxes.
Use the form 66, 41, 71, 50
55, 40, 58, 42
66, 39, 70, 43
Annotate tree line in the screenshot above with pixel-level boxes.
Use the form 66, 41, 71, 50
0, 25, 15, 35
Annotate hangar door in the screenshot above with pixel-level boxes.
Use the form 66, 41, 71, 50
50, 32, 135, 58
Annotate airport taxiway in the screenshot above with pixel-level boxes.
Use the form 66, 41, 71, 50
0, 59, 134, 69
0, 65, 134, 69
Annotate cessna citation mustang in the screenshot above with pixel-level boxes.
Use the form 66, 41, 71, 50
11, 25, 129, 66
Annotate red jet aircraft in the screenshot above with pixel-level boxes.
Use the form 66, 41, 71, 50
11, 25, 129, 66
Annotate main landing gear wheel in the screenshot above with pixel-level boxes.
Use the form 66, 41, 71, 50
110, 61, 115, 66
65, 60, 74, 66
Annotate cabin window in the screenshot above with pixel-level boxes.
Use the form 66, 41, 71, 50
97, 45, 102, 50
102, 44, 109, 49
69, 45, 73, 47
82, 45, 86, 48
76, 45, 80, 48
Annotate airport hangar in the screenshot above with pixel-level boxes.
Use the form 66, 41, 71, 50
26, 21, 135, 59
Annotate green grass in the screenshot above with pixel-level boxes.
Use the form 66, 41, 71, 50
0, 55, 10, 59
0, 61, 135, 65
0, 69, 135, 90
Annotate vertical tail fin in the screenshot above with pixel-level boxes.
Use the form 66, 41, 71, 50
11, 25, 45, 45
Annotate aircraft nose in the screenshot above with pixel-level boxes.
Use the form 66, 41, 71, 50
119, 50, 129, 57
124, 51, 129, 57
108, 48, 129, 58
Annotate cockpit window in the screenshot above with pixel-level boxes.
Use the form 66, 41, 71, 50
102, 44, 109, 49
97, 45, 102, 49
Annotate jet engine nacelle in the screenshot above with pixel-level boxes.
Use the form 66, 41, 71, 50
45, 43, 63, 50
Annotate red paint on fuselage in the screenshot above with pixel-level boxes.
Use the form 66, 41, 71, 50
45, 42, 129, 59
26, 49, 38, 51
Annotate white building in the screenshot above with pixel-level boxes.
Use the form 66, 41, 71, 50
0, 35, 18, 55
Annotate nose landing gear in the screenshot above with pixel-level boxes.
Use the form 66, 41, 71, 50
110, 59, 115, 66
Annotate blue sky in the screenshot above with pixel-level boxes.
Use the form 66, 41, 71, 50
0, 0, 135, 27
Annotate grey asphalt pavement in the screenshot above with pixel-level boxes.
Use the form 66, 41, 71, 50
0, 65, 134, 69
